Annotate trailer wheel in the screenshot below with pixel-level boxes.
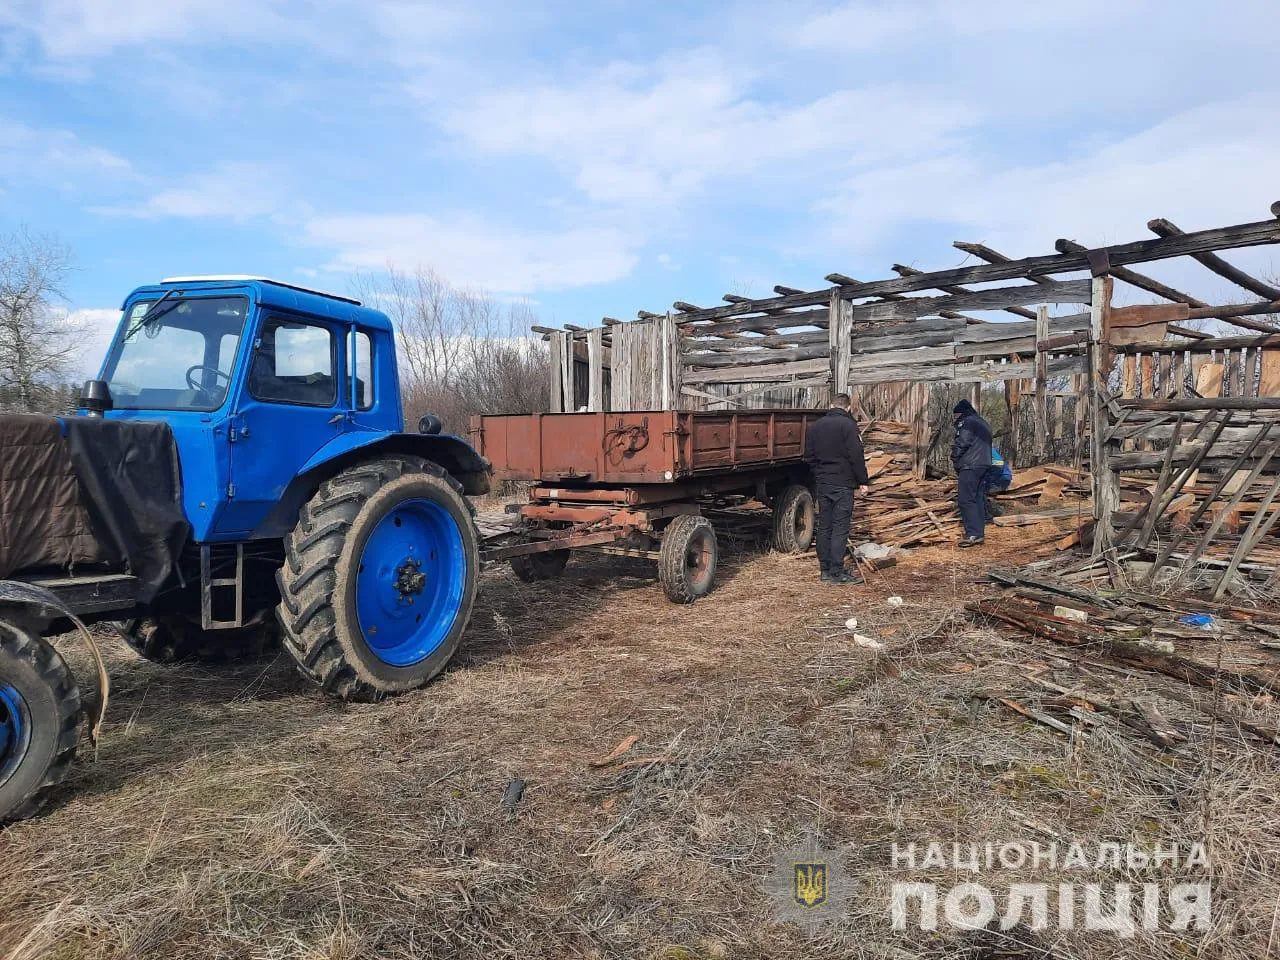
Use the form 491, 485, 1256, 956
659, 515, 718, 603
772, 484, 815, 554
277, 456, 478, 702
0, 623, 80, 823
124, 616, 278, 664
510, 550, 570, 582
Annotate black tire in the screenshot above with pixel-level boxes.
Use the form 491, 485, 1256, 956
0, 623, 80, 823
773, 484, 816, 554
123, 616, 278, 664
510, 550, 570, 582
276, 456, 479, 702
658, 514, 718, 604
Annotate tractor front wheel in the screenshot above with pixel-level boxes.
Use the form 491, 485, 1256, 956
277, 456, 478, 702
0, 622, 80, 823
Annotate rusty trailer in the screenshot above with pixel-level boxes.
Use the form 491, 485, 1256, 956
469, 410, 821, 602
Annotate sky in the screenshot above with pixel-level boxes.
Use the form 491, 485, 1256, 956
2, 0, 1278, 374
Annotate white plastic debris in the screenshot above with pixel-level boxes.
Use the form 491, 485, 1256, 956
887, 596, 904, 608
844, 617, 859, 631
854, 542, 902, 561
853, 634, 885, 650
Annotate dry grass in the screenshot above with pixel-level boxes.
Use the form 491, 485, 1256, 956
2, 526, 1279, 959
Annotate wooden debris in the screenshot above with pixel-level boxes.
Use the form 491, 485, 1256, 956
589, 735, 639, 767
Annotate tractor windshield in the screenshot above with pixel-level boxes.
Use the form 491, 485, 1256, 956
102, 296, 249, 411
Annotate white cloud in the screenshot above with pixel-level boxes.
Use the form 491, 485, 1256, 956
0, 118, 130, 185
88, 163, 283, 221
439, 50, 980, 209
788, 0, 1137, 50
0, 0, 290, 59
303, 213, 639, 293
815, 92, 1280, 257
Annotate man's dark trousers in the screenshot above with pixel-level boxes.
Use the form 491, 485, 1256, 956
815, 484, 854, 573
956, 469, 986, 540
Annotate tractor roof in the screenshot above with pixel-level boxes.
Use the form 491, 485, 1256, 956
123, 276, 393, 331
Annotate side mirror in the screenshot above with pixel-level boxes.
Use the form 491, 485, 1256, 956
79, 380, 113, 417
418, 413, 443, 435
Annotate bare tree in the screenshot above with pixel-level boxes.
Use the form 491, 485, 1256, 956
351, 266, 549, 432
0, 226, 83, 412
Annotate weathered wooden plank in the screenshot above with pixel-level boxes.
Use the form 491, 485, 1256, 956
548, 330, 565, 412
587, 328, 604, 412
663, 311, 681, 410
853, 279, 1092, 324
954, 360, 1035, 383
1089, 276, 1119, 554
831, 292, 852, 397
1124, 397, 1280, 411
683, 344, 829, 368
847, 363, 957, 385
1113, 331, 1280, 355
1196, 361, 1225, 398
681, 358, 829, 384
1261, 349, 1280, 397
847, 344, 956, 370
683, 328, 829, 351
681, 308, 829, 338
954, 336, 1037, 359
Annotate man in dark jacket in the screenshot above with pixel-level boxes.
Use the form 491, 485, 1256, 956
951, 398, 993, 547
803, 393, 870, 584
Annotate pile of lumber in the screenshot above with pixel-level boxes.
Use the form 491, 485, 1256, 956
854, 463, 1093, 551
970, 569, 1280, 747
861, 419, 917, 480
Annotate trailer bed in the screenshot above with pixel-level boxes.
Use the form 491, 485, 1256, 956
470, 410, 820, 485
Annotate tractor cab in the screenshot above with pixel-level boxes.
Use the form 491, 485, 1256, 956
99, 276, 402, 541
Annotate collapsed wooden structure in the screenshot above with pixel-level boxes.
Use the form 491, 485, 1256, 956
536, 203, 1280, 592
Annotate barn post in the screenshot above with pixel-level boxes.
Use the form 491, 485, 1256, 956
548, 331, 565, 412
1088, 275, 1119, 555
587, 328, 604, 412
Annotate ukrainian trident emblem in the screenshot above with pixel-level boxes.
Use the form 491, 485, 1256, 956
793, 862, 828, 909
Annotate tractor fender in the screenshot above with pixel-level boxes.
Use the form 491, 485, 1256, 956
250, 430, 492, 540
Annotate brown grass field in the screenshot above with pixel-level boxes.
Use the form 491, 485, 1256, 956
2, 527, 1279, 959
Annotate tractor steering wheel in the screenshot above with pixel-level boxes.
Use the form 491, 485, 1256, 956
185, 365, 231, 391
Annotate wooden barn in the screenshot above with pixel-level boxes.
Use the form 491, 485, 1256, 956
535, 204, 1280, 592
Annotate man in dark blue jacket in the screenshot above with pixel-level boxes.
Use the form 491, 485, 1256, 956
803, 393, 870, 584
951, 399, 992, 547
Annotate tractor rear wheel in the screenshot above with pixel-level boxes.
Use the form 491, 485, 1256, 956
277, 456, 478, 702
124, 616, 278, 664
510, 550, 570, 582
658, 514, 718, 603
772, 484, 816, 554
0, 623, 80, 823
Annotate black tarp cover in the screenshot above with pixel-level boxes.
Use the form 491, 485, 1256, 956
61, 417, 188, 603
0, 414, 188, 602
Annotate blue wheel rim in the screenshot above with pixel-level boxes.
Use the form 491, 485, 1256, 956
0, 682, 30, 788
355, 497, 468, 667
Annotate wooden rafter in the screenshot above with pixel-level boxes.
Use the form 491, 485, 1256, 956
1148, 217, 1280, 301
959, 239, 1209, 340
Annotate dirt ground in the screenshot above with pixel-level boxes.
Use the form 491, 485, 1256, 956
2, 528, 1279, 959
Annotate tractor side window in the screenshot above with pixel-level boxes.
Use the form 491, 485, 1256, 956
249, 318, 337, 407
352, 331, 373, 410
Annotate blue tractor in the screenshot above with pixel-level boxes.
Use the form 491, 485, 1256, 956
0, 276, 490, 821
